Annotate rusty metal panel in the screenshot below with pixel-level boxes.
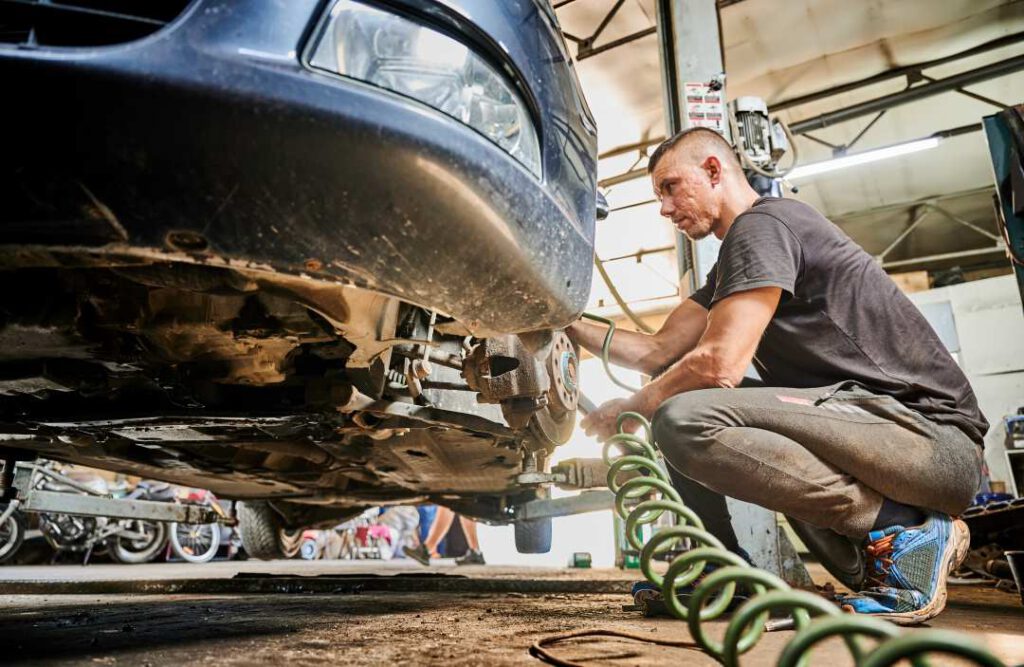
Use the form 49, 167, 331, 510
22, 490, 220, 525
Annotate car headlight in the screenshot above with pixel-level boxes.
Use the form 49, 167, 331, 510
309, 0, 542, 177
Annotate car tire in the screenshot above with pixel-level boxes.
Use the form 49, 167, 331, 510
238, 501, 300, 560
514, 517, 552, 554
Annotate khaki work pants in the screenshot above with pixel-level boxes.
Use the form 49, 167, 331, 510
651, 383, 983, 542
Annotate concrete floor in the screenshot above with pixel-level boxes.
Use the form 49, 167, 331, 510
0, 560, 1021, 666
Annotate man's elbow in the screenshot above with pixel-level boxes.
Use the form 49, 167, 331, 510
682, 348, 746, 388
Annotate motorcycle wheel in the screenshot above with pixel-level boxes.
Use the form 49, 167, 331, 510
169, 521, 221, 563
0, 510, 25, 564
109, 520, 168, 564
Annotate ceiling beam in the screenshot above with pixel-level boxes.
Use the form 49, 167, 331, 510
577, 26, 657, 60
789, 54, 1024, 134
881, 246, 1006, 270
599, 136, 666, 160
832, 185, 993, 222
773, 31, 1024, 112
599, 167, 648, 188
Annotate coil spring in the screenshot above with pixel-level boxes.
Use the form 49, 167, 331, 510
602, 411, 1006, 667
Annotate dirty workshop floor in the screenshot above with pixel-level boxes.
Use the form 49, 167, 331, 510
0, 560, 1021, 666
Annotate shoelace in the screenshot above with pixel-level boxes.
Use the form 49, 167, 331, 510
864, 532, 898, 588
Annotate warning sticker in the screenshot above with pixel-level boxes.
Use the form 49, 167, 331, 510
684, 82, 726, 134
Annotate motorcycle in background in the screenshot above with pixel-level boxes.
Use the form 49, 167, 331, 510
169, 488, 240, 563
0, 501, 25, 564
2, 461, 241, 565
30, 462, 168, 564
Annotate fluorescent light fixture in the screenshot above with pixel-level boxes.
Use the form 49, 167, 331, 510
787, 137, 940, 180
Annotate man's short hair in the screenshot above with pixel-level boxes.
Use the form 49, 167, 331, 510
647, 127, 740, 174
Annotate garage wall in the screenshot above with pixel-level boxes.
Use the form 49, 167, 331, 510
908, 275, 1024, 489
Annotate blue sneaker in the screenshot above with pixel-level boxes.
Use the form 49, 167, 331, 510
630, 566, 720, 605
631, 580, 662, 606
838, 513, 969, 625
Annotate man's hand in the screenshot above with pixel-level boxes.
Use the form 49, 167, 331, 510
579, 390, 661, 442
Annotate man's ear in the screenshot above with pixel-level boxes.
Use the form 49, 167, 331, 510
703, 155, 723, 186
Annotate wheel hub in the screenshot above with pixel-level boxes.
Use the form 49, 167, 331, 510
528, 331, 580, 449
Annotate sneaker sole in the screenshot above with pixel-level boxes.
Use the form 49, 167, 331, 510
866, 518, 969, 626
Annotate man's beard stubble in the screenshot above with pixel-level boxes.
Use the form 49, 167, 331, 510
681, 221, 713, 241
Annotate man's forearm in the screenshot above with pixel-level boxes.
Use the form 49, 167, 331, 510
636, 291, 778, 413
567, 299, 709, 378
585, 289, 778, 439
638, 344, 744, 414
568, 320, 667, 376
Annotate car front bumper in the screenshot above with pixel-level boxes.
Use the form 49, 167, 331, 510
0, 0, 596, 334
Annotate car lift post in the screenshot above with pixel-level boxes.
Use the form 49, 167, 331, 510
656, 0, 725, 295
654, 0, 812, 587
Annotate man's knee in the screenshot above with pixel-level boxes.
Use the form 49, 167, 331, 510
652, 388, 731, 441
652, 388, 733, 473
944, 458, 983, 516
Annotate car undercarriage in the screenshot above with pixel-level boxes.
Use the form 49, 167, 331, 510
0, 253, 580, 530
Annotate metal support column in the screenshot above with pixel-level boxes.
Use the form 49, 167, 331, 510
654, 0, 810, 586
656, 0, 725, 295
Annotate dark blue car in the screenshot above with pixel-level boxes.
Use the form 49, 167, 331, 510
0, 0, 597, 556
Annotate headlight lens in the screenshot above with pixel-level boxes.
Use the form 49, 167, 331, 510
310, 1, 542, 177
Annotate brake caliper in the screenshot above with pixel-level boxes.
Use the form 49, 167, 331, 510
462, 331, 579, 448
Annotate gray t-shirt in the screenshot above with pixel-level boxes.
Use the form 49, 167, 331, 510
691, 196, 988, 444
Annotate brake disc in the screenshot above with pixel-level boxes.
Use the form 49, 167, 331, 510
528, 332, 579, 449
